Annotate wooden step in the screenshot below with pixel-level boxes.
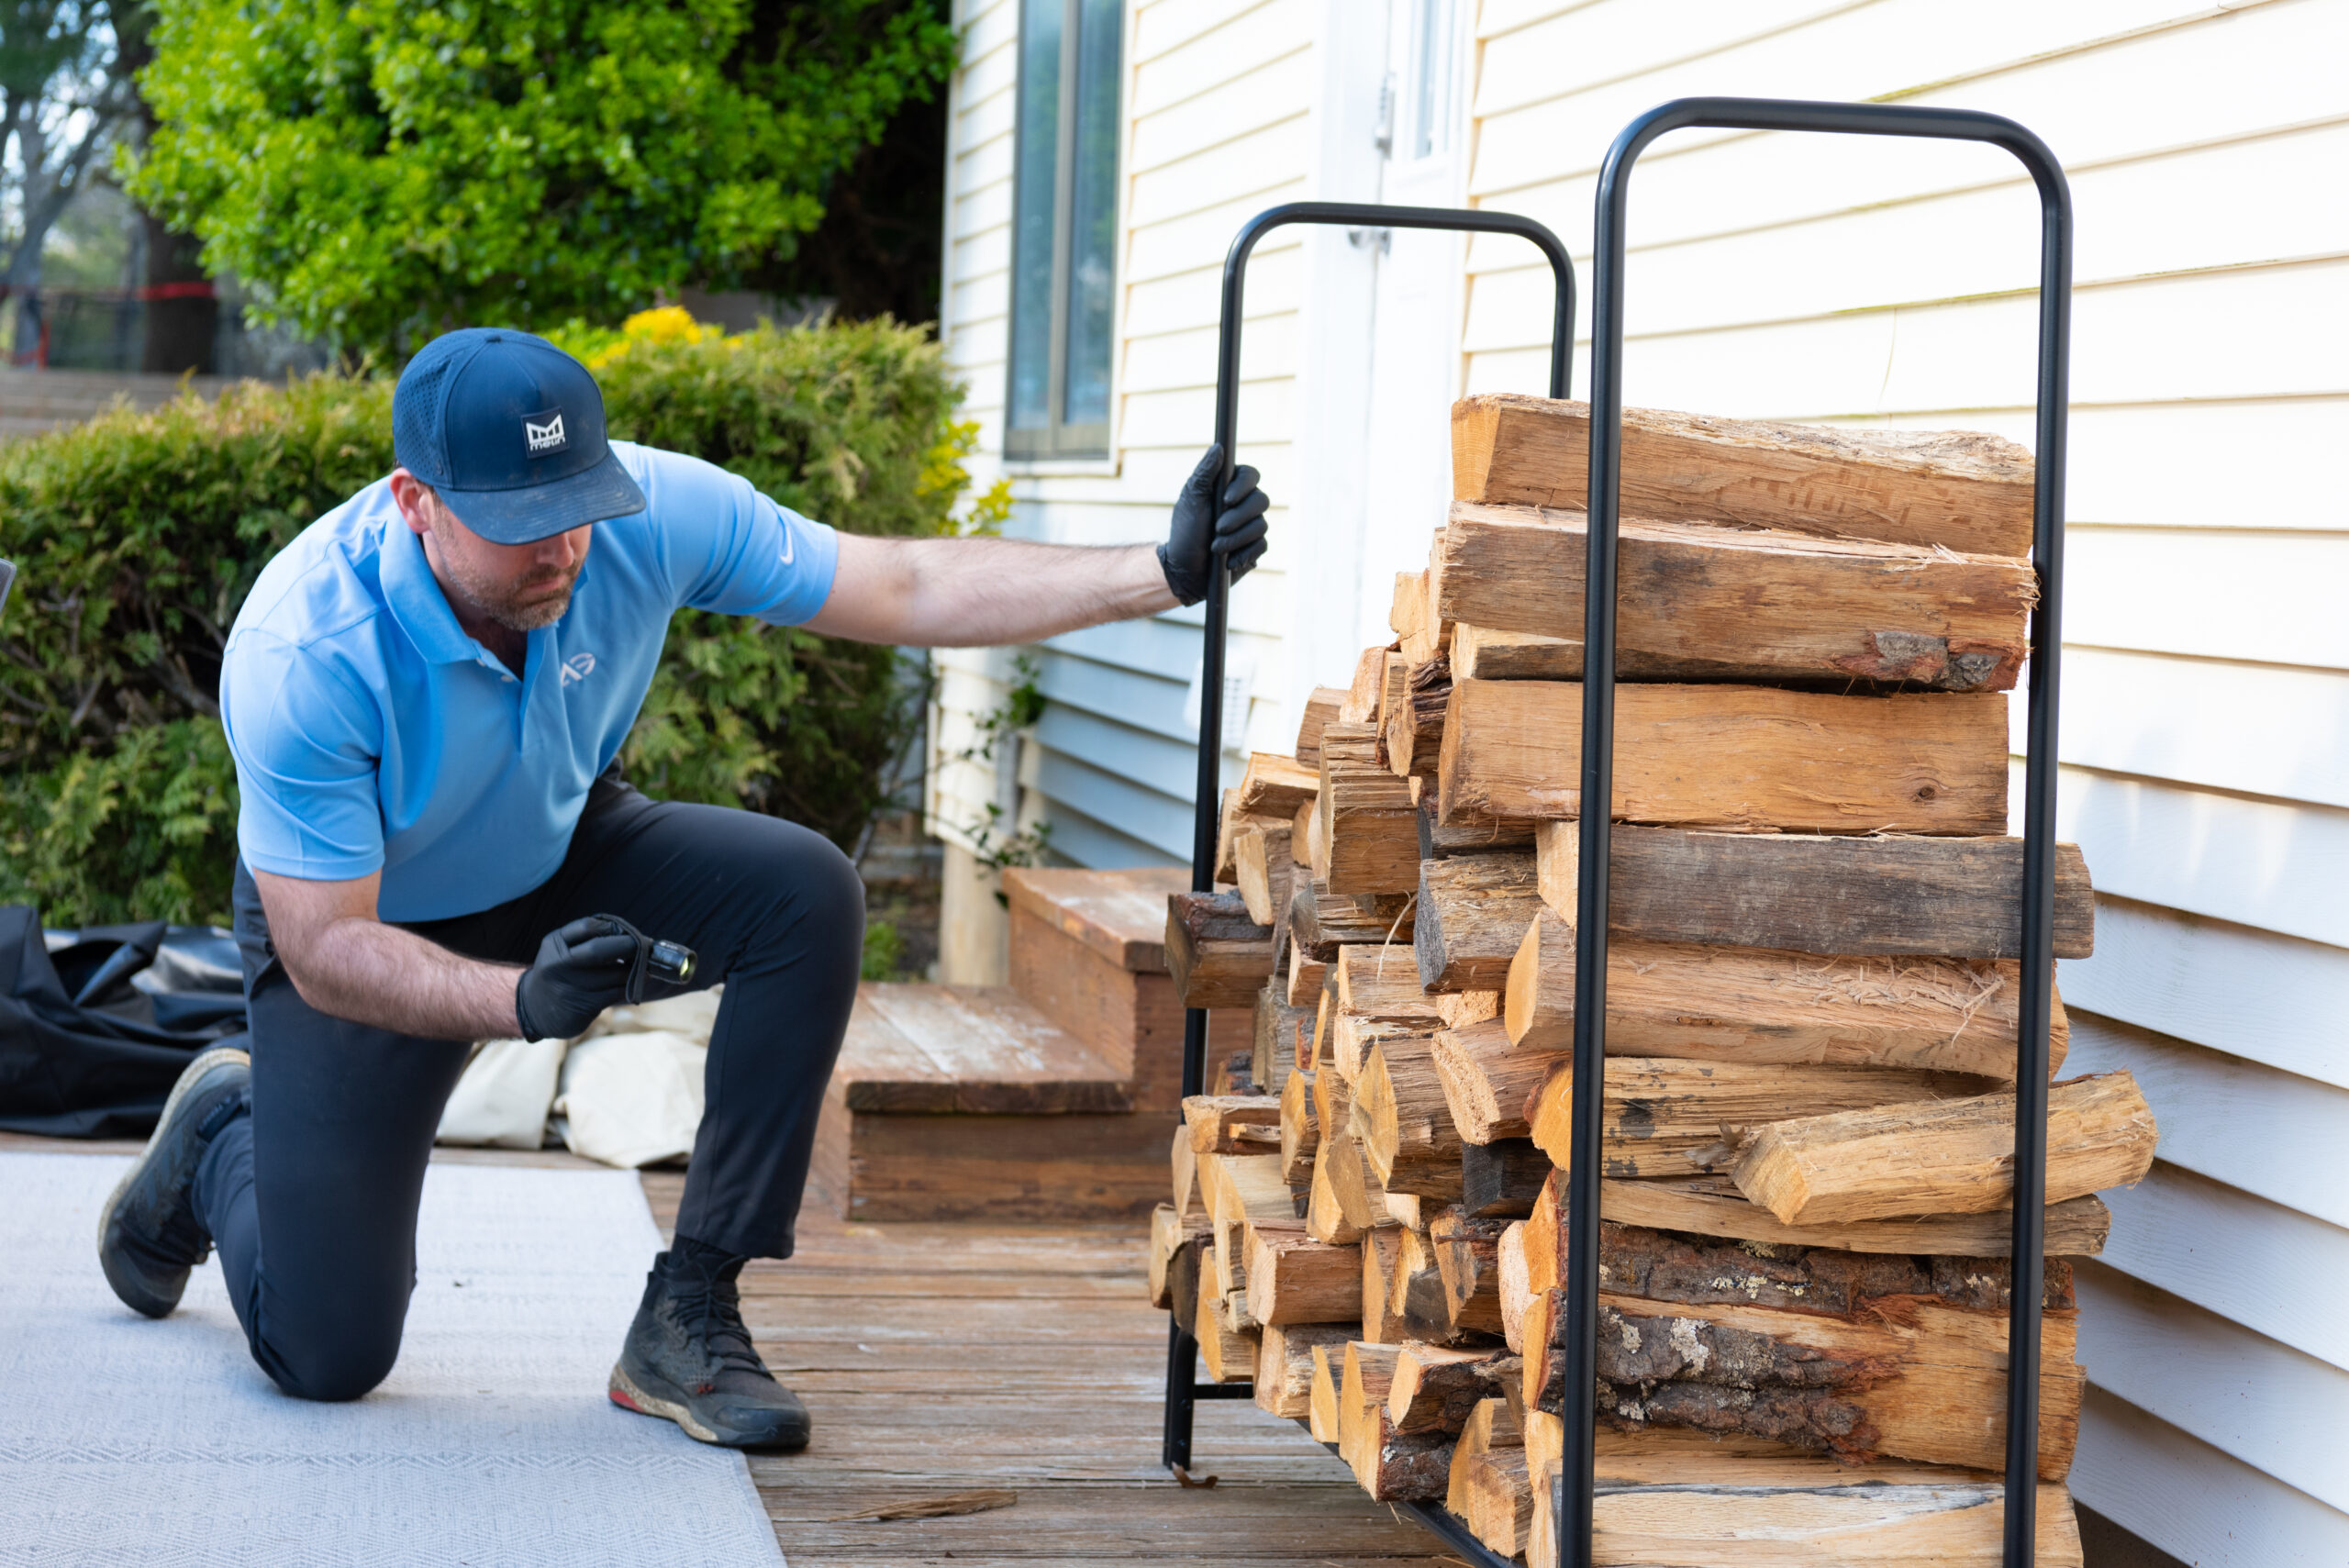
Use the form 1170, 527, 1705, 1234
832, 983, 1174, 1223
1002, 866, 1250, 1112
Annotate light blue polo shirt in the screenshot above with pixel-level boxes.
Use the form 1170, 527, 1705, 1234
220, 441, 840, 922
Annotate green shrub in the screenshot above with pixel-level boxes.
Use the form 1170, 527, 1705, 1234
0, 315, 975, 926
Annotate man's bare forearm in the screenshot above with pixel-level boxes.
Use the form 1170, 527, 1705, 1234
286, 917, 524, 1040
809, 535, 1176, 648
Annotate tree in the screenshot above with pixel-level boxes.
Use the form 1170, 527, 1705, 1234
1, 1, 139, 362
124, 0, 958, 358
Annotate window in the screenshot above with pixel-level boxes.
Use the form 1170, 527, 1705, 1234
1006, 0, 1122, 461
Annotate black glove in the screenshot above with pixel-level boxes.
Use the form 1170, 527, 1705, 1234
513, 914, 652, 1042
1159, 443, 1271, 606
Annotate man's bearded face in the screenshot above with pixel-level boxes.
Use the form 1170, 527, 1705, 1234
417, 490, 591, 632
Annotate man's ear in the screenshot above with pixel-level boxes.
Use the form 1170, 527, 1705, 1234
388, 469, 436, 537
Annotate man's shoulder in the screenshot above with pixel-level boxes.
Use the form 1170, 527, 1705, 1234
227, 482, 397, 661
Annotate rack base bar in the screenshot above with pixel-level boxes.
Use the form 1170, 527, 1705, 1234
1303, 1431, 1517, 1568
1190, 1383, 1254, 1399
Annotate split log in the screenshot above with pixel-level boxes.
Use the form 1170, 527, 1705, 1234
1183, 1094, 1281, 1154
1389, 1342, 1520, 1435
1341, 1341, 1455, 1500
1730, 1071, 2158, 1226
1374, 651, 1409, 741
1360, 1036, 1464, 1199
1431, 1208, 1512, 1335
1534, 819, 2095, 961
1438, 988, 1501, 1029
1562, 1450, 2086, 1567
1418, 795, 1536, 858
1464, 1137, 1545, 1218
1234, 821, 1294, 929
1148, 1203, 1212, 1308
1171, 1124, 1203, 1219
1413, 852, 1543, 992
1386, 1226, 1475, 1345
1384, 661, 1452, 779
1451, 622, 1580, 681
1441, 677, 2009, 835
1446, 1396, 1522, 1521
1505, 907, 2068, 1079
1341, 645, 1392, 725
1166, 890, 1275, 1009
1246, 1226, 1363, 1326
1330, 941, 1432, 1017
1318, 724, 1422, 895
1239, 750, 1320, 819
1256, 979, 1311, 1097
1278, 1068, 1319, 1183
1296, 686, 1347, 769
1201, 1151, 1297, 1238
1256, 1322, 1354, 1419
1283, 934, 1326, 1007
1600, 1175, 2111, 1256
1497, 1221, 1531, 1351
1192, 1251, 1256, 1382
1392, 570, 1449, 667
1361, 1227, 1404, 1343
1429, 501, 2035, 690
1311, 1129, 1394, 1242
1463, 1443, 1533, 1560
1431, 1018, 1550, 1144
1297, 795, 1324, 876
1289, 874, 1415, 961
1308, 1343, 1345, 1441
1450, 395, 2037, 558
1214, 791, 1288, 885
1524, 1053, 1996, 1177
1168, 1239, 1201, 1338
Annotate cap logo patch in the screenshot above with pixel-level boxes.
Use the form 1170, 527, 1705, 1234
522, 409, 569, 456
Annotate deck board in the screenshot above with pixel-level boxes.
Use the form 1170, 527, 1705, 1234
643, 1161, 1453, 1564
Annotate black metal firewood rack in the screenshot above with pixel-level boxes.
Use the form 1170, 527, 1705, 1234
1162, 95, 2073, 1568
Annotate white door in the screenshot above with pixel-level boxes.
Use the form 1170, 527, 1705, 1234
1354, 0, 1472, 652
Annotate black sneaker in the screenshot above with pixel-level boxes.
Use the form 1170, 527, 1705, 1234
96, 1044, 251, 1318
608, 1250, 811, 1450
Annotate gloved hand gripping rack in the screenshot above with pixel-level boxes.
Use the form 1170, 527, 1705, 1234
1162, 95, 2074, 1568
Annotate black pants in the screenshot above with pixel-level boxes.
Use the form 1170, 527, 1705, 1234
193, 773, 864, 1402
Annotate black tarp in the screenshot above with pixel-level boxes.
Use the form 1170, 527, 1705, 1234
0, 906, 249, 1138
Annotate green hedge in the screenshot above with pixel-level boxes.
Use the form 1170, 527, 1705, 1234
0, 314, 991, 926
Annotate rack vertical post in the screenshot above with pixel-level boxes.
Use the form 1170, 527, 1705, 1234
1163, 201, 1575, 1474
1562, 95, 2073, 1568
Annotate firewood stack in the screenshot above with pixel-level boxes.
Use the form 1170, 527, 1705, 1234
1152, 395, 2158, 1565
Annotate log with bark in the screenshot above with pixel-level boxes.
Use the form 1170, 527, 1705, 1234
1428, 501, 2035, 690
1384, 659, 1453, 778
1388, 1341, 1520, 1435
1431, 1207, 1512, 1335
1506, 907, 2068, 1078
1340, 1341, 1455, 1500
1450, 395, 2037, 557
1463, 1137, 1548, 1218
1288, 874, 1415, 962
1729, 1071, 2158, 1226
1166, 890, 1275, 1009
1533, 819, 2095, 961
1440, 678, 2009, 834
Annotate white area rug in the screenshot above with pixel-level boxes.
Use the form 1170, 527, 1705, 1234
0, 1152, 784, 1567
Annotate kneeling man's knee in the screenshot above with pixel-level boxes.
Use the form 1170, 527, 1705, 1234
255, 1324, 403, 1404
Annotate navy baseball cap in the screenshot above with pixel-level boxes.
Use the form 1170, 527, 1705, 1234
392, 328, 647, 544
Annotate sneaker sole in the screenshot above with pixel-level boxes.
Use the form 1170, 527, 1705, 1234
607, 1362, 808, 1451
96, 1044, 252, 1318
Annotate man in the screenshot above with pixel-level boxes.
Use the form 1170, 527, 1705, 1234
95, 327, 1268, 1450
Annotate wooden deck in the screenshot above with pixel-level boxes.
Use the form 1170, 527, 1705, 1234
5, 1129, 1450, 1565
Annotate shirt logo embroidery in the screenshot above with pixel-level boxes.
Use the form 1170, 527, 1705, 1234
523, 411, 569, 455
561, 651, 596, 686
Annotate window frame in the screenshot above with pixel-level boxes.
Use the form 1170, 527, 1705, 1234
1003, 0, 1121, 463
